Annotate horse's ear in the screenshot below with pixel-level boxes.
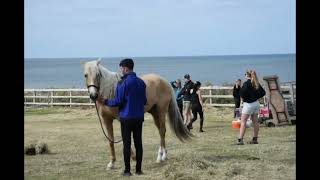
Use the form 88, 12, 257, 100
97, 58, 102, 65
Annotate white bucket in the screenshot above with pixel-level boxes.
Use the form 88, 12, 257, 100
246, 118, 253, 128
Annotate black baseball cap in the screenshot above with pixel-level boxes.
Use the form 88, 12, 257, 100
184, 74, 190, 79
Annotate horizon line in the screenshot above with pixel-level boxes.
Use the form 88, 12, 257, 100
25, 52, 296, 59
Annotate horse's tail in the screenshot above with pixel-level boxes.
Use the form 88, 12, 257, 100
168, 89, 193, 142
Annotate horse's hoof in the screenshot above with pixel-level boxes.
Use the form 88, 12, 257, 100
106, 162, 114, 170
161, 150, 168, 161
156, 158, 162, 163
161, 156, 168, 161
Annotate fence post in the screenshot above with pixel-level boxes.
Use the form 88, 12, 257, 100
289, 83, 296, 114
289, 83, 294, 103
51, 91, 53, 107
209, 87, 212, 105
24, 90, 26, 107
70, 90, 72, 107
33, 90, 36, 107
47, 91, 50, 106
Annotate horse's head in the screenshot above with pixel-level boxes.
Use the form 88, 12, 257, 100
81, 59, 102, 101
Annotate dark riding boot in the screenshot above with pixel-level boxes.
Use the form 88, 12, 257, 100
187, 119, 194, 130
122, 171, 132, 176
199, 118, 204, 132
186, 123, 192, 131
237, 138, 244, 145
189, 123, 193, 129
248, 137, 258, 144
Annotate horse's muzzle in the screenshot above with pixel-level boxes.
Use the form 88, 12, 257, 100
90, 94, 98, 101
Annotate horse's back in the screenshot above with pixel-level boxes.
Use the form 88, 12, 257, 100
141, 74, 173, 111
141, 73, 163, 82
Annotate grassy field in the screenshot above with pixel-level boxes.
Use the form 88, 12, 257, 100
24, 107, 295, 180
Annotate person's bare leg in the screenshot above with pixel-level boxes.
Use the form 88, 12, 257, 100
251, 113, 259, 138
238, 114, 250, 139
249, 113, 259, 144
183, 103, 187, 124
187, 108, 192, 127
183, 112, 187, 125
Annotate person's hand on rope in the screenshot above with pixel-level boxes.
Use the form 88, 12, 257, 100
97, 95, 105, 104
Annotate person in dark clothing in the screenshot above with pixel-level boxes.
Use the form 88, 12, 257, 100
237, 70, 265, 145
178, 74, 194, 125
171, 79, 184, 119
98, 58, 146, 176
233, 79, 241, 118
187, 81, 205, 132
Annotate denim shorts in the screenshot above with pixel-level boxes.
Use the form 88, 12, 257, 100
242, 101, 260, 115
183, 101, 191, 113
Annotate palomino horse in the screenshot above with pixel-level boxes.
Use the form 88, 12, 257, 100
81, 59, 192, 170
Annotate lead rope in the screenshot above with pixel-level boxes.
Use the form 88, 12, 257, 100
94, 101, 122, 144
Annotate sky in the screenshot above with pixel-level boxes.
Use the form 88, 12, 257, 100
24, 0, 296, 58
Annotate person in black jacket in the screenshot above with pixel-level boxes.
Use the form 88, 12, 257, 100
237, 70, 265, 145
233, 79, 241, 118
187, 81, 205, 132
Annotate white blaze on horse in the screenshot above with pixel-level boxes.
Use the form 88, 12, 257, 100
81, 59, 192, 170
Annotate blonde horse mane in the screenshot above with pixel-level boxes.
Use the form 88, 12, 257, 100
84, 60, 122, 99
98, 65, 122, 99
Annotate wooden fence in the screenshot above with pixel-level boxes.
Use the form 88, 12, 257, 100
24, 82, 296, 107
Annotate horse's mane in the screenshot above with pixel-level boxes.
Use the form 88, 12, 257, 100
96, 63, 122, 99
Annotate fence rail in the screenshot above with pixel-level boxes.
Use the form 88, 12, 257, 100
24, 82, 296, 107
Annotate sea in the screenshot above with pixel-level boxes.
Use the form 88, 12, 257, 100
24, 54, 296, 88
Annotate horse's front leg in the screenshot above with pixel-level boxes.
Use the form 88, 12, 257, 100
103, 118, 116, 170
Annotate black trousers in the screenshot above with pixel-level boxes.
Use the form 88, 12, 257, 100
234, 98, 240, 118
177, 102, 183, 119
190, 104, 204, 129
120, 118, 143, 172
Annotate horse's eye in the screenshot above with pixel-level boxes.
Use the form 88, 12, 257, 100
84, 74, 88, 78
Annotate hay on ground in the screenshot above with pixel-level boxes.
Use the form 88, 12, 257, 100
25, 141, 49, 155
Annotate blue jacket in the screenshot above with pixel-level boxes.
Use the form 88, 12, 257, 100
105, 72, 147, 120
170, 81, 183, 103
174, 88, 183, 104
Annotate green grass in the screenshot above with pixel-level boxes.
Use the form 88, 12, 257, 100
24, 107, 70, 115
25, 107, 295, 180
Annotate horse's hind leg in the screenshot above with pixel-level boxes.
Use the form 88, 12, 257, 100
159, 113, 168, 161
151, 111, 167, 163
